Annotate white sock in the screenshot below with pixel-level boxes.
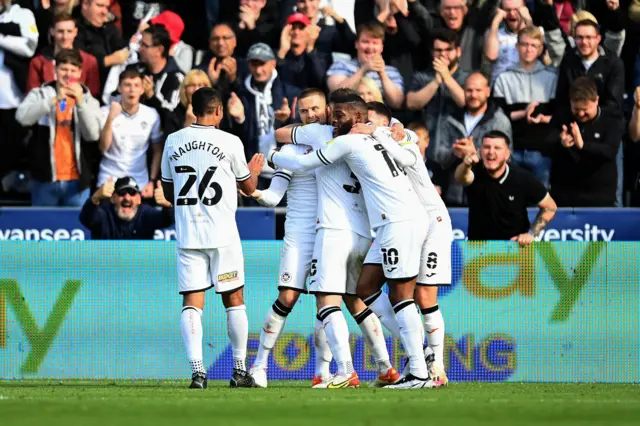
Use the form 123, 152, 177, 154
364, 291, 401, 340
394, 300, 428, 379
314, 317, 333, 378
181, 306, 205, 375
318, 306, 354, 376
354, 308, 391, 375
422, 304, 445, 369
253, 301, 290, 369
226, 305, 248, 371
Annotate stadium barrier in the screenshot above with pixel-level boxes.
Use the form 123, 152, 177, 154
1, 241, 637, 383
2, 207, 640, 241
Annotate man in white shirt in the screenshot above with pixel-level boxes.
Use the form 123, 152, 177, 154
248, 88, 398, 389
160, 87, 263, 389
99, 69, 163, 198
270, 93, 434, 389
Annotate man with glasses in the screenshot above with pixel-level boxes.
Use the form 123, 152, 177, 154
79, 176, 175, 239
197, 23, 247, 103
406, 28, 467, 167
492, 26, 557, 187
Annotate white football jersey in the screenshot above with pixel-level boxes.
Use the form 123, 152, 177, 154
291, 123, 370, 238
372, 128, 448, 216
258, 144, 317, 235
273, 132, 421, 230
161, 124, 250, 249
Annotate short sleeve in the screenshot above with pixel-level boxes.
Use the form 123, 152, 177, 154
231, 137, 251, 181
520, 169, 548, 205
149, 110, 163, 143
292, 123, 330, 150
161, 140, 173, 183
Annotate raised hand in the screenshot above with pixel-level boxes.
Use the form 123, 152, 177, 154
100, 177, 115, 199
560, 124, 575, 148
274, 98, 291, 122
207, 57, 222, 85
154, 181, 172, 207
227, 92, 245, 121
248, 153, 265, 177
109, 101, 122, 118
570, 122, 584, 149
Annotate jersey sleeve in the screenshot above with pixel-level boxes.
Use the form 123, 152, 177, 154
372, 128, 418, 167
149, 110, 163, 143
160, 140, 173, 183
291, 123, 329, 150
256, 171, 291, 207
272, 137, 351, 172
231, 138, 251, 181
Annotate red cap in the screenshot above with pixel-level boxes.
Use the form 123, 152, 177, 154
286, 13, 311, 27
150, 11, 184, 46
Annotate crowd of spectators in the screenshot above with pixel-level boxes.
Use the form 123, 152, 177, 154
1, 0, 640, 211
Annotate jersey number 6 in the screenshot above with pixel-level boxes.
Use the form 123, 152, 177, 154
175, 165, 223, 206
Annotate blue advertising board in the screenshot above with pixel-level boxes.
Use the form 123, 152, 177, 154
0, 207, 639, 241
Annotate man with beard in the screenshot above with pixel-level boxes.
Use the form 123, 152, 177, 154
247, 88, 398, 389
484, 0, 533, 84
406, 28, 467, 165
454, 130, 557, 243
437, 72, 512, 206
545, 77, 623, 207
79, 176, 174, 239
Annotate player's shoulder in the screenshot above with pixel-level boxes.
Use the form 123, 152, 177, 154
298, 122, 332, 134
281, 143, 313, 155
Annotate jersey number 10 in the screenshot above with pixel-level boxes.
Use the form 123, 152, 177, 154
175, 165, 223, 206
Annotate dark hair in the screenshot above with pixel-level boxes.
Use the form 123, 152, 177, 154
569, 76, 598, 102
574, 19, 601, 35
366, 101, 392, 123
356, 21, 385, 41
431, 28, 459, 47
465, 71, 490, 87
192, 87, 222, 116
143, 24, 172, 58
212, 22, 235, 35
52, 13, 76, 27
55, 48, 83, 68
482, 130, 511, 147
328, 88, 361, 104
298, 87, 326, 101
118, 68, 144, 84
407, 121, 428, 134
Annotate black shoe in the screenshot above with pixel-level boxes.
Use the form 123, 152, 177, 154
230, 369, 256, 388
189, 372, 207, 389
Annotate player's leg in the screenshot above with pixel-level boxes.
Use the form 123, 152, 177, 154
377, 222, 433, 389
313, 311, 333, 385
251, 236, 312, 386
214, 243, 255, 388
311, 229, 358, 388
358, 240, 401, 339
415, 218, 452, 387
177, 249, 211, 389
344, 234, 399, 387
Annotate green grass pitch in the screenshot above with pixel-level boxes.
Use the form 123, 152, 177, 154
1, 380, 639, 426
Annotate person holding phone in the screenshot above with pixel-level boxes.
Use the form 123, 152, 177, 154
16, 48, 103, 206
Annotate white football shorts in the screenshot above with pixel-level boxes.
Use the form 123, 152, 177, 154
309, 228, 371, 295
177, 242, 245, 294
417, 212, 453, 286
278, 231, 316, 292
364, 220, 428, 280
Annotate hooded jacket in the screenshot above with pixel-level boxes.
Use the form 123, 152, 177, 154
15, 81, 102, 188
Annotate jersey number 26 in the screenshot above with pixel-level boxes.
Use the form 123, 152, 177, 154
175, 165, 223, 206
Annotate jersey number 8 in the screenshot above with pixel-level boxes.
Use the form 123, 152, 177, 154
175, 165, 223, 206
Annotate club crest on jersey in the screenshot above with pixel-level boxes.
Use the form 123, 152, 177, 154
281, 272, 292, 283
218, 271, 238, 283
140, 121, 148, 130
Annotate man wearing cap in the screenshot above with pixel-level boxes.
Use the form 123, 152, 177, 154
276, 13, 329, 91
149, 10, 194, 75
79, 176, 174, 239
237, 42, 298, 191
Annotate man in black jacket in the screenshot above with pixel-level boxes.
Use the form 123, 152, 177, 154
80, 176, 174, 239
546, 77, 623, 207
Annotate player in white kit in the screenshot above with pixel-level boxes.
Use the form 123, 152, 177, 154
160, 88, 263, 389
270, 94, 434, 389
355, 102, 452, 387
261, 89, 401, 389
